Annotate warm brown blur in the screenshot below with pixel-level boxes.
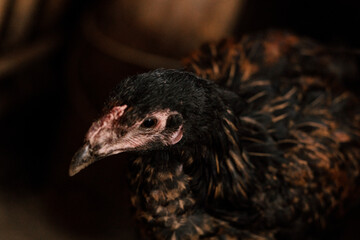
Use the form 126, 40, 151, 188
0, 0, 359, 239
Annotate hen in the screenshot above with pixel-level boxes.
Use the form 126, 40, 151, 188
70, 31, 360, 239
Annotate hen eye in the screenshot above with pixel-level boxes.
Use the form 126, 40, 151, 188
141, 118, 157, 128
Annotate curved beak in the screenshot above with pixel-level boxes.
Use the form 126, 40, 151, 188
69, 105, 128, 176
69, 144, 96, 176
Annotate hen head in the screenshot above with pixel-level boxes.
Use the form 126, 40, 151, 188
69, 69, 229, 176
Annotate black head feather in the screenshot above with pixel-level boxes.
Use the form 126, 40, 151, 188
105, 69, 240, 145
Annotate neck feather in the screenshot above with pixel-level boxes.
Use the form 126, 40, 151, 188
182, 108, 255, 204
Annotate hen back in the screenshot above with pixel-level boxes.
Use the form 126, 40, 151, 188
70, 30, 360, 240
182, 30, 360, 237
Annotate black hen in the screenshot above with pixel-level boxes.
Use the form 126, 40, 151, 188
70, 31, 360, 239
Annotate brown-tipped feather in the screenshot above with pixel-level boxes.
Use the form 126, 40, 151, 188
73, 30, 360, 239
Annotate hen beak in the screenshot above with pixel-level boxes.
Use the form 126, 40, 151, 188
69, 105, 128, 176
69, 144, 95, 176
69, 141, 127, 176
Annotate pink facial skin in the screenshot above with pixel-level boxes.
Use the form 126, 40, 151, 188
85, 105, 183, 157
86, 105, 128, 143
169, 126, 183, 145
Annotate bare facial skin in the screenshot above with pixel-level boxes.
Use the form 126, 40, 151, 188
69, 105, 183, 176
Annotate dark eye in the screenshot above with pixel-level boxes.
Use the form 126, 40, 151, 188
141, 118, 157, 128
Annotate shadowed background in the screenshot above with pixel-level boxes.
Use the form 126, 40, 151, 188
0, 0, 360, 239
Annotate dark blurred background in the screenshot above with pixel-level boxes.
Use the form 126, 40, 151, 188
0, 0, 359, 239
